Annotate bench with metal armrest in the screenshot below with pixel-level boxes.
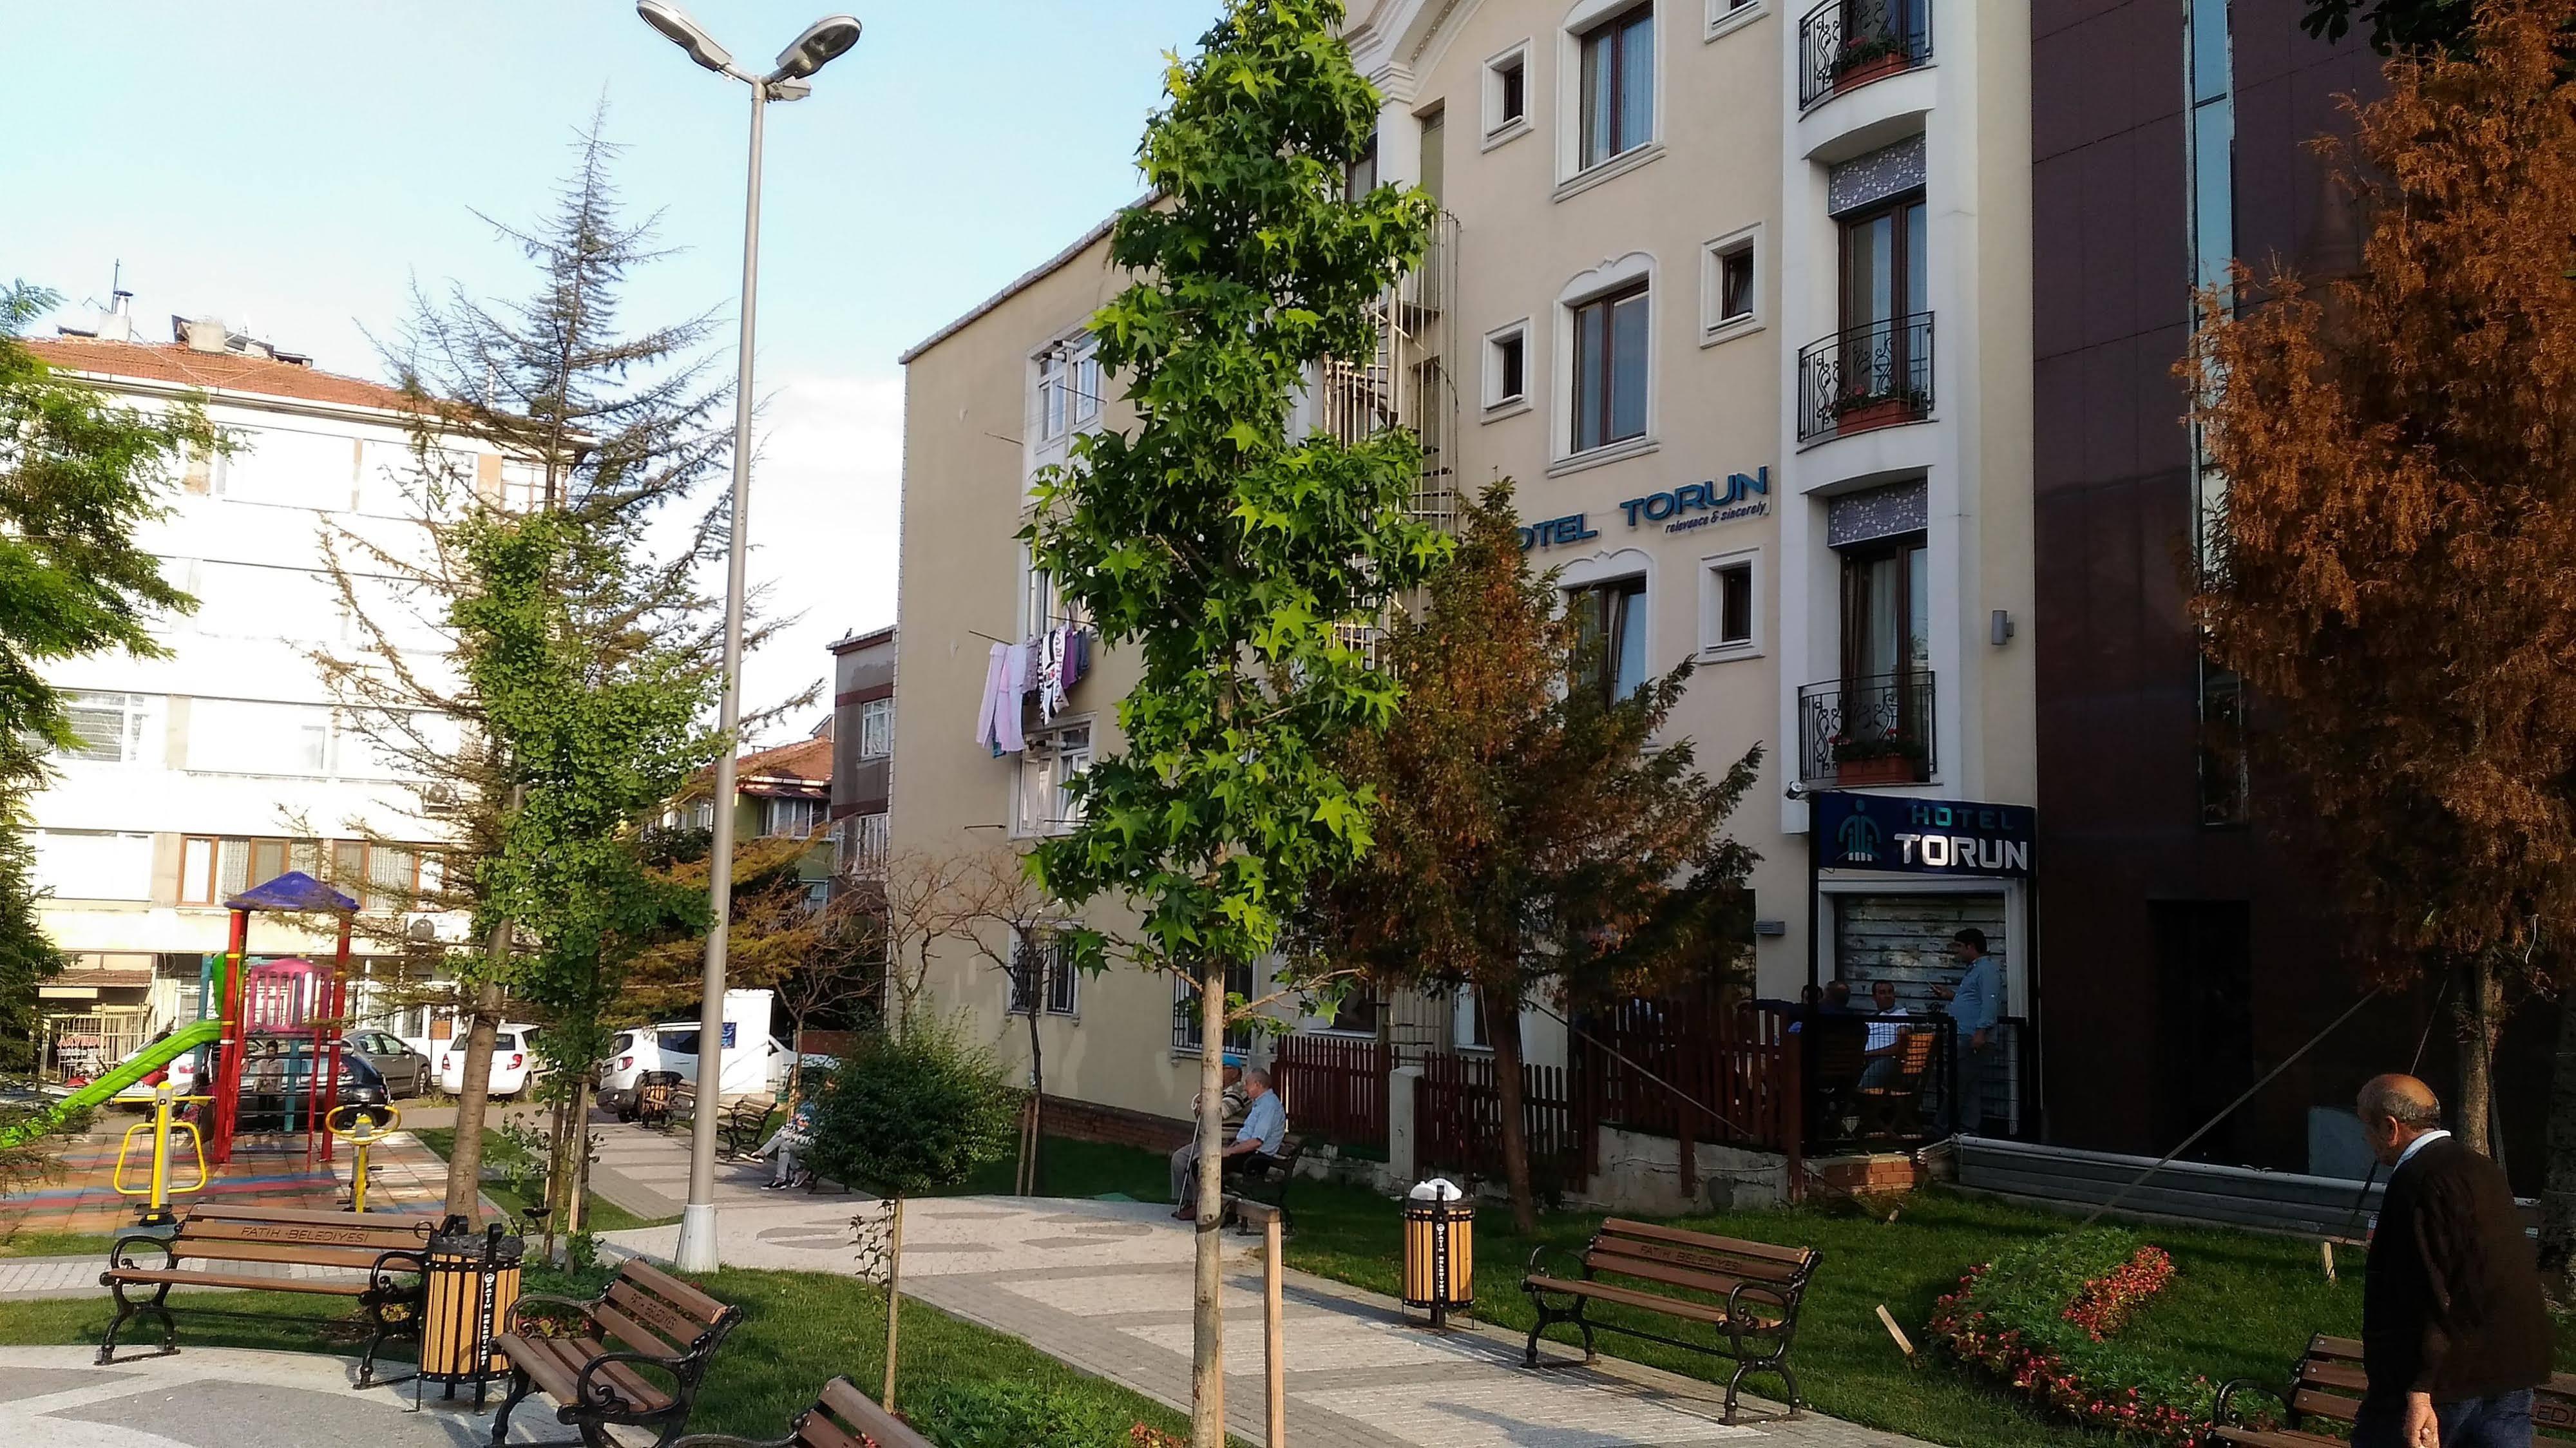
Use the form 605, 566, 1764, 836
1521, 1217, 1820, 1423
674, 1375, 935, 1448
490, 1257, 742, 1448
97, 1203, 439, 1383
2208, 1333, 2576, 1447
1222, 1134, 1305, 1232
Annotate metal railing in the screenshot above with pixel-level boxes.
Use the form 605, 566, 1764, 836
1312, 209, 1461, 532
1797, 670, 1936, 788
1799, 0, 1934, 110
1797, 310, 1934, 443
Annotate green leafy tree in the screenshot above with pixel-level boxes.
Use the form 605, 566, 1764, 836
0, 283, 216, 1072
2300, 0, 2476, 53
1303, 483, 1762, 1230
1020, 3, 1444, 1436
807, 1016, 1017, 1412
319, 121, 735, 1221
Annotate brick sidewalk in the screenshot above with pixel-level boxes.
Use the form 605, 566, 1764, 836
603, 1194, 1937, 1448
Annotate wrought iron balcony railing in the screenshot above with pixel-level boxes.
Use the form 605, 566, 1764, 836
1800, 0, 1934, 111
1797, 310, 1934, 444
1312, 209, 1462, 532
1798, 671, 1936, 789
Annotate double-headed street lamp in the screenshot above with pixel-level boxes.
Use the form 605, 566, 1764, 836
636, 0, 862, 1274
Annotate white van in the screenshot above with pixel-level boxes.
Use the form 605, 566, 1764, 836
596, 1020, 794, 1119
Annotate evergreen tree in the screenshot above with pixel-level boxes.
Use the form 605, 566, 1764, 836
0, 283, 216, 1072
1304, 483, 1762, 1231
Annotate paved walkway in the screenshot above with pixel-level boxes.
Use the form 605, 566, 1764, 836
604, 1193, 1934, 1448
0, 1344, 554, 1445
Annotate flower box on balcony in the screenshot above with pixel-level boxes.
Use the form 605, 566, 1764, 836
1835, 755, 1918, 786
1835, 396, 1918, 434
1833, 49, 1909, 90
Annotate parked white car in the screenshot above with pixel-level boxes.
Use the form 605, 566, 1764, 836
596, 1021, 794, 1119
435, 1024, 544, 1099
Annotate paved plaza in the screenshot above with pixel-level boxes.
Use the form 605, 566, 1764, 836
0, 1344, 555, 1447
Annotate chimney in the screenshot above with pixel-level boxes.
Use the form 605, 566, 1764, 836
176, 316, 227, 354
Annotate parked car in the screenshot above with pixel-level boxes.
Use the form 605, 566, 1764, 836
596, 1021, 794, 1119
340, 1031, 431, 1098
435, 1024, 543, 1100
237, 1034, 391, 1132
109, 1033, 204, 1106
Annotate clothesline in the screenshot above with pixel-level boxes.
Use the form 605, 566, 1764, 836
972, 622, 1092, 755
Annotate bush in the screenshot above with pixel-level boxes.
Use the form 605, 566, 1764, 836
1925, 1227, 2217, 1444
808, 1017, 1018, 1197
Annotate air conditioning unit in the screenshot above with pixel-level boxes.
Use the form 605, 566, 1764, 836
419, 781, 460, 816
403, 913, 469, 946
405, 916, 440, 944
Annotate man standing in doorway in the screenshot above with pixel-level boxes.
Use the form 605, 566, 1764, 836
2352, 1074, 2548, 1448
1931, 927, 2000, 1134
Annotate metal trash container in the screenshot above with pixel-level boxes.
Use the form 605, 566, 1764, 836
417, 1217, 522, 1406
1402, 1179, 1473, 1328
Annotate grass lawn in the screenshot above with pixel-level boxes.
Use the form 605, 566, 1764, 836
0, 1230, 118, 1259
413, 1127, 676, 1233
0, 1264, 1203, 1447
1279, 1177, 2575, 1448
942, 1134, 1172, 1201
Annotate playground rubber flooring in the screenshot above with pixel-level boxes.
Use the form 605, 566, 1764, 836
2, 1132, 451, 1236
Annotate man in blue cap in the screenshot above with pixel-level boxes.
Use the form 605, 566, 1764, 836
1169, 1057, 1248, 1211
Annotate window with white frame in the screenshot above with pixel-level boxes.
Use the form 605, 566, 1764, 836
1700, 225, 1760, 341
1484, 321, 1530, 411
1021, 547, 1064, 637
1575, 3, 1655, 171
1483, 43, 1531, 140
1007, 926, 1079, 1017
1700, 548, 1760, 657
33, 830, 153, 902
1570, 281, 1650, 453
840, 811, 890, 877
59, 692, 160, 763
1705, 0, 1761, 41
1015, 721, 1092, 836
765, 796, 826, 839
1036, 337, 1102, 444
858, 697, 893, 760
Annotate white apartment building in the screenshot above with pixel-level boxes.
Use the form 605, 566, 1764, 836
893, 0, 2034, 1163
22, 307, 484, 1070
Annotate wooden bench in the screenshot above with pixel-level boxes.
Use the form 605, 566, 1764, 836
1522, 1218, 1820, 1422
720, 1096, 778, 1158
97, 1203, 439, 1384
674, 1375, 935, 1448
631, 1070, 684, 1127
2210, 1333, 2576, 1447
490, 1257, 741, 1448
1223, 1134, 1306, 1232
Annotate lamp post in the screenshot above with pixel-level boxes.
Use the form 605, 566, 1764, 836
637, 0, 862, 1275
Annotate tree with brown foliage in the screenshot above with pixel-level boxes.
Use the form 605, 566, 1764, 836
1301, 483, 1761, 1232
2181, 0, 2576, 1287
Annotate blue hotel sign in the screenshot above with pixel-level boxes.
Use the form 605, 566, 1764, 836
1813, 791, 2034, 878
1520, 468, 1771, 551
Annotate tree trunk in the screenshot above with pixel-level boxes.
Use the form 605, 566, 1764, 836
1491, 996, 1539, 1234
881, 1194, 906, 1409
442, 968, 506, 1221
1024, 995, 1045, 1196
565, 1071, 593, 1238
2458, 957, 2502, 1158
2538, 982, 2576, 1301
542, 1080, 570, 1261
1191, 959, 1227, 1448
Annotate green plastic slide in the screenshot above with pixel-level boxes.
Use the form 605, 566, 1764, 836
0, 1017, 225, 1151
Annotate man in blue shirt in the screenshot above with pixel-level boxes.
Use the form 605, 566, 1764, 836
1172, 1068, 1286, 1219
1931, 928, 2002, 1134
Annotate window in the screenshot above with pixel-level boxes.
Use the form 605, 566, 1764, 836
1007, 928, 1078, 1016
31, 830, 153, 902
1701, 551, 1757, 655
1700, 226, 1760, 340
2197, 656, 2248, 827
332, 839, 424, 913
1840, 193, 1929, 331
1484, 44, 1531, 138
60, 692, 158, 763
186, 698, 333, 776
180, 835, 340, 906
1319, 986, 1382, 1036
1453, 985, 1493, 1050
1172, 960, 1257, 1054
840, 811, 890, 877
1578, 5, 1654, 171
1484, 323, 1529, 410
1345, 129, 1379, 202
858, 697, 893, 760
1567, 576, 1648, 700
1838, 535, 1929, 682
765, 796, 826, 839
1022, 549, 1066, 637
1037, 339, 1102, 443
1016, 721, 1092, 836
1570, 282, 1649, 453
216, 424, 357, 509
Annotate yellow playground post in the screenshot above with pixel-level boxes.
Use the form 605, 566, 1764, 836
112, 1083, 209, 1227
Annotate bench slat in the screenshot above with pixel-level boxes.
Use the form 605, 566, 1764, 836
2214, 1429, 2343, 1448
186, 1205, 440, 1230
593, 1302, 683, 1360
162, 1241, 410, 1272
2292, 1388, 2360, 1422
819, 1377, 934, 1448
2298, 1358, 2367, 1393
2309, 1335, 2361, 1360
617, 1259, 730, 1327
1525, 1274, 1741, 1326
101, 1268, 370, 1296
176, 1222, 431, 1251
1588, 1232, 1806, 1285
605, 1278, 702, 1349
1581, 1251, 1786, 1318
1597, 1218, 1813, 1269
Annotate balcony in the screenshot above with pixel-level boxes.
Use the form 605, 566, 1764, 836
1797, 311, 1934, 444
1798, 671, 1936, 789
1799, 0, 1934, 111
1312, 209, 1461, 531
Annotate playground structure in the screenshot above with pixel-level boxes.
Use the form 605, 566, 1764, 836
1, 871, 377, 1217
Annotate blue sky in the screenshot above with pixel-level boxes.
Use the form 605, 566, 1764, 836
3, 1, 1217, 734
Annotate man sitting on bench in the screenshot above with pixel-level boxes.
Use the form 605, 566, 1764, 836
1171, 1068, 1284, 1219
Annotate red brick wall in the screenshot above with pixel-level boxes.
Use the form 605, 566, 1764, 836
1041, 1094, 1192, 1152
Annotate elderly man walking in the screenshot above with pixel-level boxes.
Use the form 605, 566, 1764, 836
2354, 1074, 2550, 1448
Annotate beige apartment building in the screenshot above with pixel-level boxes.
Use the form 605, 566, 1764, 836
893, 0, 2034, 1163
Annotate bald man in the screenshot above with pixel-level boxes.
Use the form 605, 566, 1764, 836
2353, 1074, 2550, 1448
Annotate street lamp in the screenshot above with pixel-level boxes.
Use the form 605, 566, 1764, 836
637, 0, 862, 1275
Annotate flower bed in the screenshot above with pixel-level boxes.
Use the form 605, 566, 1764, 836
1925, 1228, 2219, 1444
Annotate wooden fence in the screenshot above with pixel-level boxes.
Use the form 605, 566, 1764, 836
1412, 1050, 1590, 1188
1271, 1034, 1387, 1150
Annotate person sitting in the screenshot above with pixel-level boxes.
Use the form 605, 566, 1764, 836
1167, 1060, 1246, 1208
1858, 979, 1915, 1089
1171, 1068, 1284, 1220
751, 1096, 817, 1191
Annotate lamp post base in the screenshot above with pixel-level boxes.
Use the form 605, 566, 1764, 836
674, 1202, 722, 1272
